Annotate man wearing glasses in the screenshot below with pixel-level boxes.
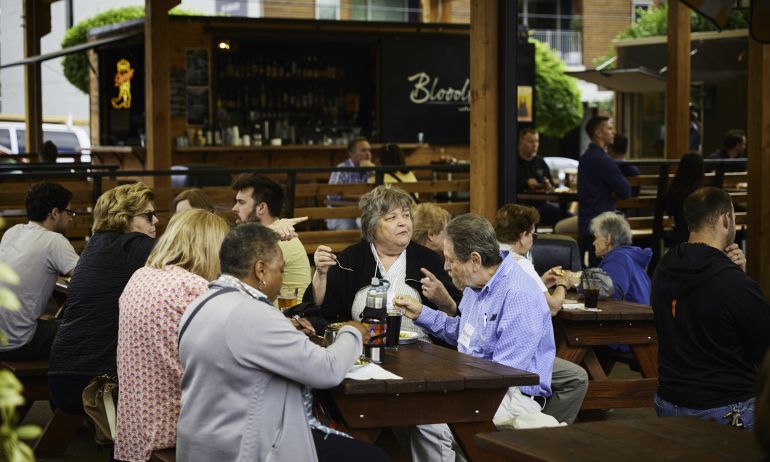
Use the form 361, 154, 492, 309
0, 182, 79, 360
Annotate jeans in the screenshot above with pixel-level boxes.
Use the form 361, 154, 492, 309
0, 319, 59, 361
654, 393, 755, 431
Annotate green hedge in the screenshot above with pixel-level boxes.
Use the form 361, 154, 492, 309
532, 40, 584, 138
594, 5, 749, 67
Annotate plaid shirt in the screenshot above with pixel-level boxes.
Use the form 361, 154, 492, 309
415, 253, 555, 397
327, 158, 371, 201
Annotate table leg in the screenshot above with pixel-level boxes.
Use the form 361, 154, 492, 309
556, 338, 588, 365
449, 421, 508, 462
630, 342, 659, 378
582, 348, 609, 380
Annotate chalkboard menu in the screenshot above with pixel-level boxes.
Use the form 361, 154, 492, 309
186, 49, 209, 86
185, 48, 210, 126
170, 68, 186, 117
380, 37, 470, 144
187, 87, 209, 126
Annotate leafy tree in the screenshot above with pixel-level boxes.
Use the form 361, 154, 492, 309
593, 4, 749, 67
532, 40, 584, 138
61, 6, 196, 94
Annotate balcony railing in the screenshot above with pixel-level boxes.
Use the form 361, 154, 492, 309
530, 30, 582, 66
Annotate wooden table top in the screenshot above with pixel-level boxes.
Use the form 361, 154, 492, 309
517, 190, 578, 202
336, 341, 539, 395
558, 299, 653, 322
475, 416, 764, 461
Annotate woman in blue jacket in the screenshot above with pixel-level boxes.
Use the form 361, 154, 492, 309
590, 211, 652, 303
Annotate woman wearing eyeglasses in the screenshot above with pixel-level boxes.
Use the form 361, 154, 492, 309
494, 204, 576, 315
48, 182, 159, 416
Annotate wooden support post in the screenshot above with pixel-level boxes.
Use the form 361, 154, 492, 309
664, 1, 690, 159
145, 0, 179, 188
23, 0, 52, 157
746, 39, 770, 294
439, 0, 453, 22
469, 0, 499, 221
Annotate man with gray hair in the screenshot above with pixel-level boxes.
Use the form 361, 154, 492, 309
395, 213, 556, 427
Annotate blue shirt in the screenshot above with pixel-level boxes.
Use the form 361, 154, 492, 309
415, 253, 555, 397
578, 143, 632, 236
327, 158, 371, 201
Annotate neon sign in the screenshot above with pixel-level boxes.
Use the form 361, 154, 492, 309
111, 59, 135, 109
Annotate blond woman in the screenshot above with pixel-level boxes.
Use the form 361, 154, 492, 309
49, 182, 158, 416
114, 209, 230, 461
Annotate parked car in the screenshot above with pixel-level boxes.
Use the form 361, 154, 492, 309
0, 122, 91, 163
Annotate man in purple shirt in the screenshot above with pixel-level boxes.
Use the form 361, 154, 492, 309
578, 116, 631, 266
395, 213, 555, 399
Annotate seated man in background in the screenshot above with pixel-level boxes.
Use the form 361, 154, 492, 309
0, 182, 79, 359
707, 129, 746, 172
395, 213, 557, 428
516, 128, 566, 226
651, 187, 770, 431
326, 136, 374, 230
232, 173, 311, 300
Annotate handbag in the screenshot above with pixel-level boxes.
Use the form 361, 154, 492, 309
82, 374, 119, 445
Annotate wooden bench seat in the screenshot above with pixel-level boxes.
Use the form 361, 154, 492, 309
0, 359, 51, 403
150, 448, 177, 462
0, 359, 86, 456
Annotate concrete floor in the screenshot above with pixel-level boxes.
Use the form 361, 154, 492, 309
23, 363, 655, 461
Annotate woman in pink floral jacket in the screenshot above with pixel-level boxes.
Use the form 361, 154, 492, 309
115, 209, 230, 461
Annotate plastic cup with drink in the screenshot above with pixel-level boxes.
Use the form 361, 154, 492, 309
582, 273, 601, 308
278, 288, 299, 310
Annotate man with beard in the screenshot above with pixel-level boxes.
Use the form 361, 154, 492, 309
232, 174, 311, 301
651, 187, 770, 431
0, 182, 79, 359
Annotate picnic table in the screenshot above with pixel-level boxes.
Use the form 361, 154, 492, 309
475, 416, 763, 461
555, 299, 658, 410
328, 341, 539, 462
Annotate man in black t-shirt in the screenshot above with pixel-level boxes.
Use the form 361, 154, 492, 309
516, 128, 566, 226
651, 187, 770, 431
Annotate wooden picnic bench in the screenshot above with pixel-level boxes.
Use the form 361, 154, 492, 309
555, 299, 658, 410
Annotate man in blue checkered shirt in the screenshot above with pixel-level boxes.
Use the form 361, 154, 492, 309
326, 137, 373, 230
395, 213, 555, 404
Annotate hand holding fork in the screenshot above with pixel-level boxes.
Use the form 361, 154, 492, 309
313, 245, 354, 277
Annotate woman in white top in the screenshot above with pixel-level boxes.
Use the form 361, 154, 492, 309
494, 204, 577, 315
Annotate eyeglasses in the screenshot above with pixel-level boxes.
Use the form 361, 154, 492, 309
530, 231, 539, 239
62, 208, 77, 218
134, 211, 157, 222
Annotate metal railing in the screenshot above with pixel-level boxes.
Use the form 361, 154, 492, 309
530, 29, 582, 66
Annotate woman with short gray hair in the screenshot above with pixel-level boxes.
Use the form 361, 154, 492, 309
590, 211, 652, 303
306, 185, 461, 339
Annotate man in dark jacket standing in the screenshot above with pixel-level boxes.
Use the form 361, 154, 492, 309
651, 187, 770, 431
578, 116, 631, 266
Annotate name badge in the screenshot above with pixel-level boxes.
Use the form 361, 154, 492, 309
458, 322, 475, 350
